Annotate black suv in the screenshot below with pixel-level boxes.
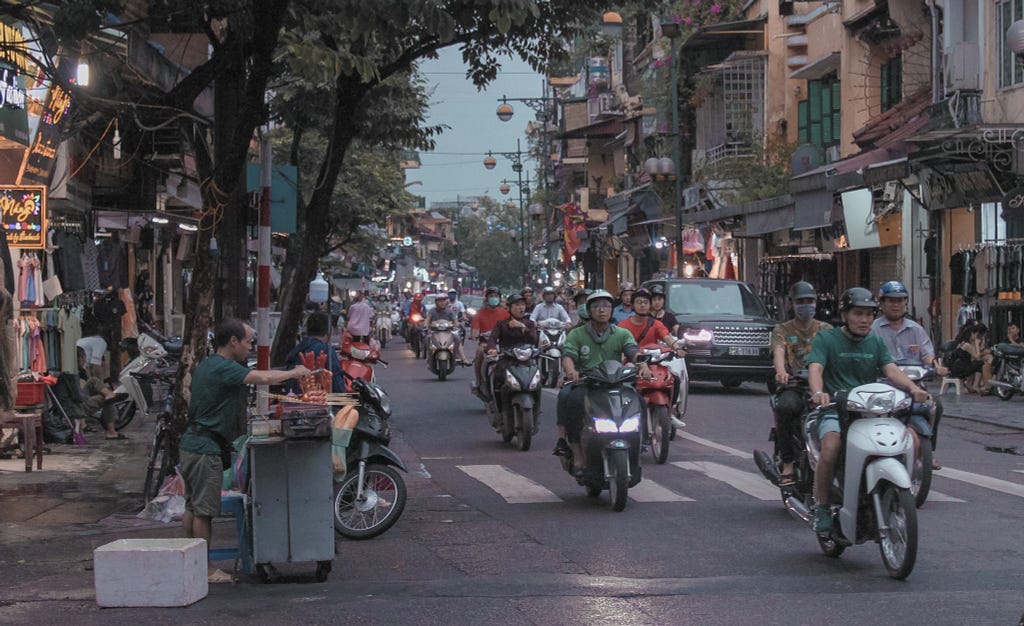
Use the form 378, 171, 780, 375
644, 278, 776, 388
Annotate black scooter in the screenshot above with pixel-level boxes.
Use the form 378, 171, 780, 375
486, 344, 542, 451
558, 360, 643, 511
333, 372, 407, 540
754, 371, 813, 504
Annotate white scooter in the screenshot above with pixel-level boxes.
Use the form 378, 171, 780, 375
536, 318, 568, 388
114, 329, 181, 427
789, 379, 920, 580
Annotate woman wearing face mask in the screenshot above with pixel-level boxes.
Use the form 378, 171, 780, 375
769, 281, 832, 486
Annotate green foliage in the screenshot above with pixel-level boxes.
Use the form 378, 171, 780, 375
457, 197, 527, 289
692, 136, 797, 204
48, 0, 125, 44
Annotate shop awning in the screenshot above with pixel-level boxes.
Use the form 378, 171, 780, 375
792, 188, 834, 231
603, 185, 662, 234
789, 52, 841, 80
745, 205, 795, 235
681, 193, 794, 229
556, 117, 626, 140
680, 16, 767, 50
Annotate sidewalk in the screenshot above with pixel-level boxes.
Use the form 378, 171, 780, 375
934, 389, 1024, 431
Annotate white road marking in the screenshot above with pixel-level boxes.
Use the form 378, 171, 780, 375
456, 464, 562, 504
627, 479, 694, 503
676, 431, 752, 459
935, 467, 1024, 499
926, 491, 965, 503
1012, 469, 1024, 475
671, 461, 779, 500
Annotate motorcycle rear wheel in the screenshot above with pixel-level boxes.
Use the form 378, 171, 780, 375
607, 450, 629, 512
114, 399, 136, 431
334, 464, 407, 540
649, 405, 671, 464
878, 485, 918, 580
515, 405, 532, 452
994, 362, 1016, 401
911, 439, 933, 508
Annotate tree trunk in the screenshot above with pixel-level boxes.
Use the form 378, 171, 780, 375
270, 85, 368, 362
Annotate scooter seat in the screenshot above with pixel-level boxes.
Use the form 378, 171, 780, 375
995, 343, 1024, 357
162, 338, 183, 356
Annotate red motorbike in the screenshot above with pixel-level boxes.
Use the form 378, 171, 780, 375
339, 333, 387, 391
636, 346, 678, 464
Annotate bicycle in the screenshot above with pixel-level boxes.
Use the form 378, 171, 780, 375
141, 371, 177, 504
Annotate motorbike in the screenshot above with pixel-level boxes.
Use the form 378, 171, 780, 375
636, 346, 679, 464
339, 337, 387, 391
755, 371, 813, 501
426, 320, 459, 380
891, 362, 939, 508
784, 382, 919, 580
333, 371, 407, 540
375, 312, 391, 348
989, 342, 1024, 400
536, 319, 567, 388
485, 344, 542, 451
406, 312, 424, 358
113, 328, 182, 429
390, 311, 401, 336
557, 360, 644, 512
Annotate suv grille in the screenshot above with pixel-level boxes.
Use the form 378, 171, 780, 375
713, 326, 770, 346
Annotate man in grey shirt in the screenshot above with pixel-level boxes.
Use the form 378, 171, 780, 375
869, 281, 946, 374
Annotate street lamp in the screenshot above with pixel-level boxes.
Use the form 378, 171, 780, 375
660, 20, 684, 278
484, 140, 531, 286
483, 155, 497, 170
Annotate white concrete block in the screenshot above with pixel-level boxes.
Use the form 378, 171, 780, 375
94, 538, 208, 607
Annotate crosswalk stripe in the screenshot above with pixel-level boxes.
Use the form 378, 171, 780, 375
935, 467, 1024, 499
676, 431, 752, 459
456, 465, 562, 504
671, 461, 779, 500
628, 479, 694, 502
927, 491, 965, 503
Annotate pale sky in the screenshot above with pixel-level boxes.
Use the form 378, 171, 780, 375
414, 47, 546, 208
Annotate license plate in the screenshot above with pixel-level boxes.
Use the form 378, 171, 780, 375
729, 347, 760, 356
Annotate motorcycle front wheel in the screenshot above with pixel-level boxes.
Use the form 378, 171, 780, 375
649, 404, 671, 464
607, 449, 630, 512
114, 399, 137, 431
911, 439, 933, 508
334, 464, 407, 540
994, 362, 1016, 401
878, 485, 918, 580
514, 405, 533, 451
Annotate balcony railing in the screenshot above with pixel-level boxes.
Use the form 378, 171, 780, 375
694, 142, 756, 169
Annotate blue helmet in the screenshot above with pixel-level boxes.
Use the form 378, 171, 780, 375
878, 280, 909, 300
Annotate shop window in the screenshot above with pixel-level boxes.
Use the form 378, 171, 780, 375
881, 57, 902, 112
797, 74, 841, 151
998, 0, 1024, 88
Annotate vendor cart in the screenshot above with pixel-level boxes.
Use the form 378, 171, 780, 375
247, 408, 335, 582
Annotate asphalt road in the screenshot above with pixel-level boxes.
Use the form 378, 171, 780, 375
58, 337, 1024, 624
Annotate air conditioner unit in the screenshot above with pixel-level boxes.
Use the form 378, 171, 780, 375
588, 92, 619, 119
944, 42, 980, 94
825, 145, 841, 163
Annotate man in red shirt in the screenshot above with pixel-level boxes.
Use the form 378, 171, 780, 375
618, 288, 687, 428
470, 286, 510, 396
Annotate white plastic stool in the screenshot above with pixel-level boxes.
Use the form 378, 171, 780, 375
939, 377, 963, 395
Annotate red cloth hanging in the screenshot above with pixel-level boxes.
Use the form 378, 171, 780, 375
558, 202, 587, 265
723, 255, 736, 280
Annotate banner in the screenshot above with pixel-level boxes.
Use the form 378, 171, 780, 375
20, 59, 72, 186
0, 185, 45, 248
556, 202, 587, 265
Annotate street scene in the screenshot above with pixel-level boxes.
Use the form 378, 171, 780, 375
1, 0, 1024, 623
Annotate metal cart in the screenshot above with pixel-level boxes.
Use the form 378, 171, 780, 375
248, 432, 335, 582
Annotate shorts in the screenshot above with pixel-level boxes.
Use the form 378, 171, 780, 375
180, 450, 223, 517
817, 409, 841, 440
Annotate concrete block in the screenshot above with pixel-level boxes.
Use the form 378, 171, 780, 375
94, 538, 208, 607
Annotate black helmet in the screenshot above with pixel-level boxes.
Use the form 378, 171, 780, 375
650, 284, 666, 297
632, 287, 653, 303
485, 286, 500, 296
507, 293, 526, 306
574, 288, 593, 304
789, 281, 817, 300
840, 287, 878, 312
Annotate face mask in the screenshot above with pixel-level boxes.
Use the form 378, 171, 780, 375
487, 297, 500, 307
794, 303, 816, 320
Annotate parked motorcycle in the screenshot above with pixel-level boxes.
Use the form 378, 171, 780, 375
426, 320, 458, 381
636, 346, 679, 464
785, 382, 919, 580
537, 319, 567, 388
114, 328, 182, 429
333, 371, 407, 540
485, 344, 542, 451
989, 342, 1024, 400
557, 360, 643, 512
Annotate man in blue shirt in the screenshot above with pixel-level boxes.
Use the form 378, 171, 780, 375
284, 312, 346, 393
611, 282, 635, 323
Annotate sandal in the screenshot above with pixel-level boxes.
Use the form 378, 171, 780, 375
931, 461, 942, 470
207, 569, 235, 584
105, 433, 128, 440
778, 473, 795, 487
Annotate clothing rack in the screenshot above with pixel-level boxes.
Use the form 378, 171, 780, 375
762, 253, 834, 262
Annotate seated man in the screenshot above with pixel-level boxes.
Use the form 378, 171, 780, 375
74, 347, 124, 440
427, 293, 468, 364
283, 312, 346, 394
807, 288, 928, 534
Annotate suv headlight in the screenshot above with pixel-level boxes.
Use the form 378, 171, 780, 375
683, 328, 713, 344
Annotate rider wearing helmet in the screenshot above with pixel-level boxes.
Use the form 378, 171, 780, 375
611, 282, 636, 324
619, 287, 687, 429
447, 289, 467, 322
471, 287, 511, 396
649, 284, 679, 336
428, 293, 468, 365
555, 289, 650, 473
770, 281, 833, 485
807, 287, 929, 534
571, 288, 593, 325
530, 286, 571, 326
521, 286, 536, 316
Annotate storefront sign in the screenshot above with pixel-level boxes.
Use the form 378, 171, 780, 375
20, 61, 72, 186
0, 185, 45, 248
1002, 185, 1024, 214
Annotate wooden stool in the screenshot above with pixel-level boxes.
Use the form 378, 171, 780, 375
208, 493, 252, 574
1, 409, 44, 472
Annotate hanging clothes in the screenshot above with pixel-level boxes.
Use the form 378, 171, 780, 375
52, 229, 86, 291
119, 288, 139, 339
97, 237, 129, 289
59, 306, 83, 375
82, 242, 101, 291
0, 287, 13, 409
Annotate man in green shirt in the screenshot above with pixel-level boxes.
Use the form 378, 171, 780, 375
180, 318, 310, 583
806, 288, 928, 535
554, 290, 649, 473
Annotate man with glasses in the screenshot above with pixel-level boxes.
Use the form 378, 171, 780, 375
180, 318, 311, 584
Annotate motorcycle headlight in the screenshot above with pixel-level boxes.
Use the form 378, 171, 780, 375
593, 418, 618, 433
513, 346, 534, 362
505, 370, 521, 391
683, 328, 713, 344
528, 370, 542, 390
894, 396, 913, 411
539, 334, 551, 348
366, 382, 392, 417
556, 334, 565, 347
619, 415, 641, 432
467, 307, 477, 316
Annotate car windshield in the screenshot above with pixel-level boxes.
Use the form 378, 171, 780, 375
667, 282, 769, 318
463, 295, 483, 311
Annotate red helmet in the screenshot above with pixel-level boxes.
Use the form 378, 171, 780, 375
413, 293, 423, 301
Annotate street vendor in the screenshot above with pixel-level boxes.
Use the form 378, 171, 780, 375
284, 312, 345, 393
180, 318, 310, 584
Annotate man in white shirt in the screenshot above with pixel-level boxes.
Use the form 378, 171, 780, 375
447, 289, 467, 323
344, 291, 375, 343
76, 334, 108, 380
530, 286, 571, 325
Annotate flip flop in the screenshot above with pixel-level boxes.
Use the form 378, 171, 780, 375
208, 569, 235, 584
778, 474, 795, 487
105, 433, 128, 440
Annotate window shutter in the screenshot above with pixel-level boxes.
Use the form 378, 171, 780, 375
797, 100, 808, 144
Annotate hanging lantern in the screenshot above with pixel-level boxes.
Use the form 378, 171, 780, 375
643, 157, 660, 175
500, 184, 510, 195
496, 103, 514, 122
1008, 20, 1024, 55
309, 270, 329, 303
483, 155, 497, 170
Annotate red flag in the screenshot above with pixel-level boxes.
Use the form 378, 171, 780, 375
557, 202, 586, 265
